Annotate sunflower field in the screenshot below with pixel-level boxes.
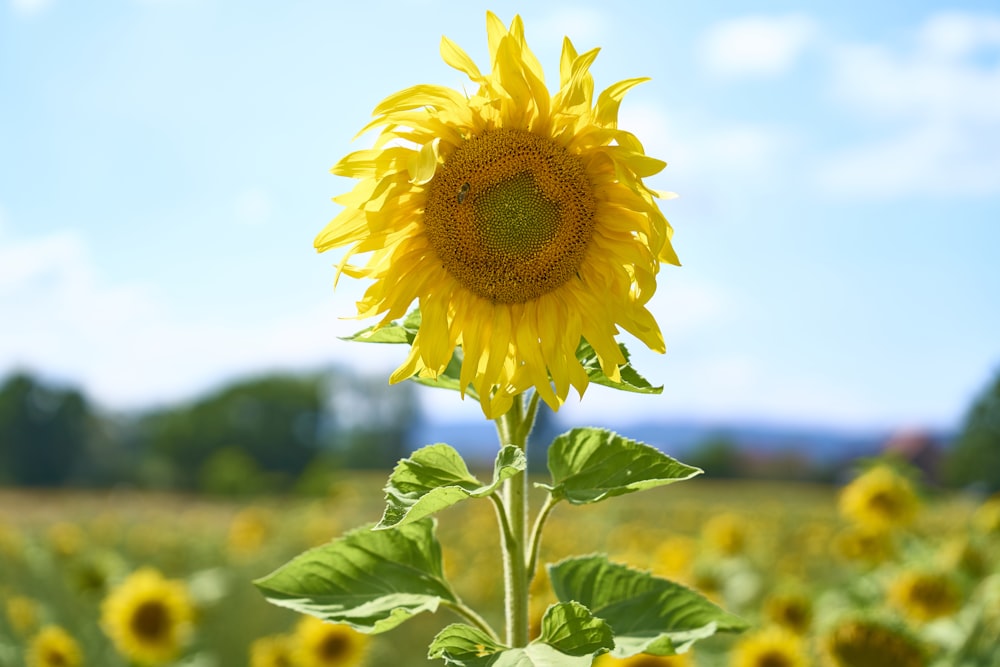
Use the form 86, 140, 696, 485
2, 463, 999, 667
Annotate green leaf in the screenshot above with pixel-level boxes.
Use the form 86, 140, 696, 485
548, 555, 748, 657
577, 340, 662, 394
429, 623, 601, 667
341, 309, 421, 344
254, 519, 455, 634
377, 444, 525, 529
539, 428, 701, 505
538, 602, 614, 657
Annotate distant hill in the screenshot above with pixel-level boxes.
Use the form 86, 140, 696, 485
412, 417, 955, 468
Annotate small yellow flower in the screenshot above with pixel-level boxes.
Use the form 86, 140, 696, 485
595, 651, 693, 666
316, 12, 679, 418
46, 521, 84, 558
26, 625, 83, 667
5, 594, 40, 636
652, 535, 696, 580
100, 567, 194, 665
824, 617, 926, 667
973, 495, 1000, 535
227, 506, 272, 558
702, 513, 748, 557
889, 569, 960, 623
839, 465, 919, 530
730, 626, 808, 667
833, 525, 895, 564
293, 616, 370, 667
250, 633, 295, 667
762, 591, 813, 635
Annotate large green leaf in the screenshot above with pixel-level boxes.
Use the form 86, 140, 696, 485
428, 620, 605, 667
253, 519, 455, 633
577, 340, 662, 394
537, 602, 614, 657
548, 555, 748, 657
539, 428, 701, 505
377, 444, 526, 529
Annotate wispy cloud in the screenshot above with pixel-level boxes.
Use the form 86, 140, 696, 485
0, 226, 399, 409
700, 15, 816, 78
818, 11, 1000, 197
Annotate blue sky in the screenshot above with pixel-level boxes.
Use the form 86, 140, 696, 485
1, 0, 998, 431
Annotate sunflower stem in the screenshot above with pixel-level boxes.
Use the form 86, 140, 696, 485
495, 394, 532, 647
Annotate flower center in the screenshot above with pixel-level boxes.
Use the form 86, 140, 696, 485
130, 601, 169, 641
424, 128, 596, 303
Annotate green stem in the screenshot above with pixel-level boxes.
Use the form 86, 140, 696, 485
442, 599, 500, 642
495, 394, 532, 647
526, 495, 558, 582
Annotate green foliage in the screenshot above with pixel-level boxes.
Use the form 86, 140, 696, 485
946, 368, 1000, 491
548, 555, 748, 657
576, 341, 662, 395
378, 444, 525, 529
684, 436, 743, 480
540, 428, 702, 504
428, 603, 614, 667
254, 519, 456, 633
0, 373, 92, 486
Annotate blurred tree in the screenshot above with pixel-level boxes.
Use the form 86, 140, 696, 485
138, 373, 327, 491
0, 372, 92, 486
945, 368, 1000, 492
326, 374, 418, 469
685, 435, 743, 479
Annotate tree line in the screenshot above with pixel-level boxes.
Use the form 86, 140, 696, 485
0, 367, 418, 495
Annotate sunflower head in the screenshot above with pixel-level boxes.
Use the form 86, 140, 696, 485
888, 568, 961, 623
730, 626, 809, 667
824, 617, 926, 667
838, 465, 919, 530
293, 616, 370, 667
26, 625, 83, 667
762, 591, 813, 635
100, 567, 194, 665
250, 633, 295, 667
317, 12, 678, 418
595, 651, 694, 666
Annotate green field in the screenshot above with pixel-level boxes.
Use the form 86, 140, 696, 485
2, 475, 998, 667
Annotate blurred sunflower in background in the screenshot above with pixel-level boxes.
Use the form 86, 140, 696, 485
595, 651, 693, 666
729, 626, 808, 667
316, 11, 678, 417
838, 465, 919, 530
100, 567, 194, 665
293, 615, 370, 667
25, 625, 82, 667
249, 633, 295, 667
888, 568, 960, 623
823, 617, 926, 667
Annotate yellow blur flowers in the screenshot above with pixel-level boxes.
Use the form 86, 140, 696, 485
317, 12, 678, 418
293, 616, 370, 667
839, 465, 919, 530
26, 625, 82, 667
100, 567, 194, 665
730, 626, 808, 667
889, 569, 960, 623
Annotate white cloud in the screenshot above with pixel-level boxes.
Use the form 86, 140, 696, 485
10, 0, 52, 16
819, 11, 1000, 197
701, 15, 816, 77
0, 228, 402, 410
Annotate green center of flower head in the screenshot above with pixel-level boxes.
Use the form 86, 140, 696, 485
424, 128, 596, 304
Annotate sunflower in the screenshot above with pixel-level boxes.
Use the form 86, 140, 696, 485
26, 625, 83, 667
316, 12, 678, 417
702, 512, 748, 557
730, 626, 808, 667
100, 567, 194, 665
824, 617, 926, 667
250, 633, 295, 667
838, 465, 918, 530
762, 591, 813, 635
5, 594, 40, 637
888, 569, 960, 623
595, 651, 693, 666
293, 616, 370, 667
